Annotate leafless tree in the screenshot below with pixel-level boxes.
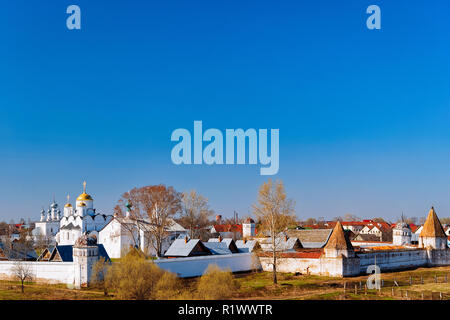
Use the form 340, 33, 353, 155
252, 179, 296, 284
179, 190, 214, 239
115, 185, 182, 257
12, 261, 34, 293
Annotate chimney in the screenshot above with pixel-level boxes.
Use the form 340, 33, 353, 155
243, 238, 247, 244
184, 235, 188, 243
216, 215, 222, 224
285, 235, 288, 242
218, 235, 223, 242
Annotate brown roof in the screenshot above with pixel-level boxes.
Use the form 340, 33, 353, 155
324, 221, 354, 250
420, 207, 446, 238
285, 229, 332, 244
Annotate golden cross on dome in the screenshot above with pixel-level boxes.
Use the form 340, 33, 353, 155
83, 181, 87, 193
67, 194, 70, 203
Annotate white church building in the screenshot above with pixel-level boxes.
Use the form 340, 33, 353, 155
32, 199, 62, 245
55, 182, 113, 246
98, 200, 188, 258
32, 182, 188, 259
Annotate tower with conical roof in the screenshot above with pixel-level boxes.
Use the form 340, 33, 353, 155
419, 207, 447, 249
324, 221, 355, 258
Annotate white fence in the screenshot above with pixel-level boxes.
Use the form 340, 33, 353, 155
154, 253, 260, 277
0, 261, 75, 285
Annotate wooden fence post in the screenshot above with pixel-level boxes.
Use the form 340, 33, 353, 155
391, 287, 394, 297
421, 292, 424, 300
409, 276, 412, 286
355, 284, 357, 295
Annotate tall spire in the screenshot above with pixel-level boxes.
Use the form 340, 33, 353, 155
324, 221, 354, 250
83, 181, 87, 194
420, 207, 446, 238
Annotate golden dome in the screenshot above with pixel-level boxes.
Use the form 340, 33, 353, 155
77, 193, 93, 201
65, 203, 72, 207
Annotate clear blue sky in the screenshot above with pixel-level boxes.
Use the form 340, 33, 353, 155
1, 0, 449, 222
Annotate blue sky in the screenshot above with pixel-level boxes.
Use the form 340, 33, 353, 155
1, 0, 449, 222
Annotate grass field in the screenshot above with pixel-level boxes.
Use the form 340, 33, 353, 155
0, 265, 448, 300
231, 266, 450, 300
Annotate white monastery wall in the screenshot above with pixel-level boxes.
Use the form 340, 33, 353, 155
0, 261, 75, 285
259, 257, 321, 275
359, 249, 428, 273
154, 253, 259, 277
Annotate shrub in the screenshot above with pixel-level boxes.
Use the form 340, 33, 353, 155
91, 257, 110, 295
105, 249, 164, 299
154, 271, 181, 299
196, 264, 239, 299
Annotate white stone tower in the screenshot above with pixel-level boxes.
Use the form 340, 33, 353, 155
419, 207, 447, 249
73, 233, 100, 288
324, 221, 355, 258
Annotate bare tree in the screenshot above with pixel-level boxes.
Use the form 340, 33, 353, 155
34, 233, 53, 254
252, 179, 296, 284
12, 261, 34, 293
179, 190, 214, 239
303, 218, 317, 225
342, 213, 361, 221
116, 185, 182, 257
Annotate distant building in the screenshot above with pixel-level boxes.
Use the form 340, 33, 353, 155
242, 218, 256, 238
259, 208, 450, 277
32, 199, 61, 245
210, 224, 242, 240
393, 221, 412, 245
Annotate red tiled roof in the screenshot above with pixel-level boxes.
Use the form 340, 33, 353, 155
213, 224, 243, 233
